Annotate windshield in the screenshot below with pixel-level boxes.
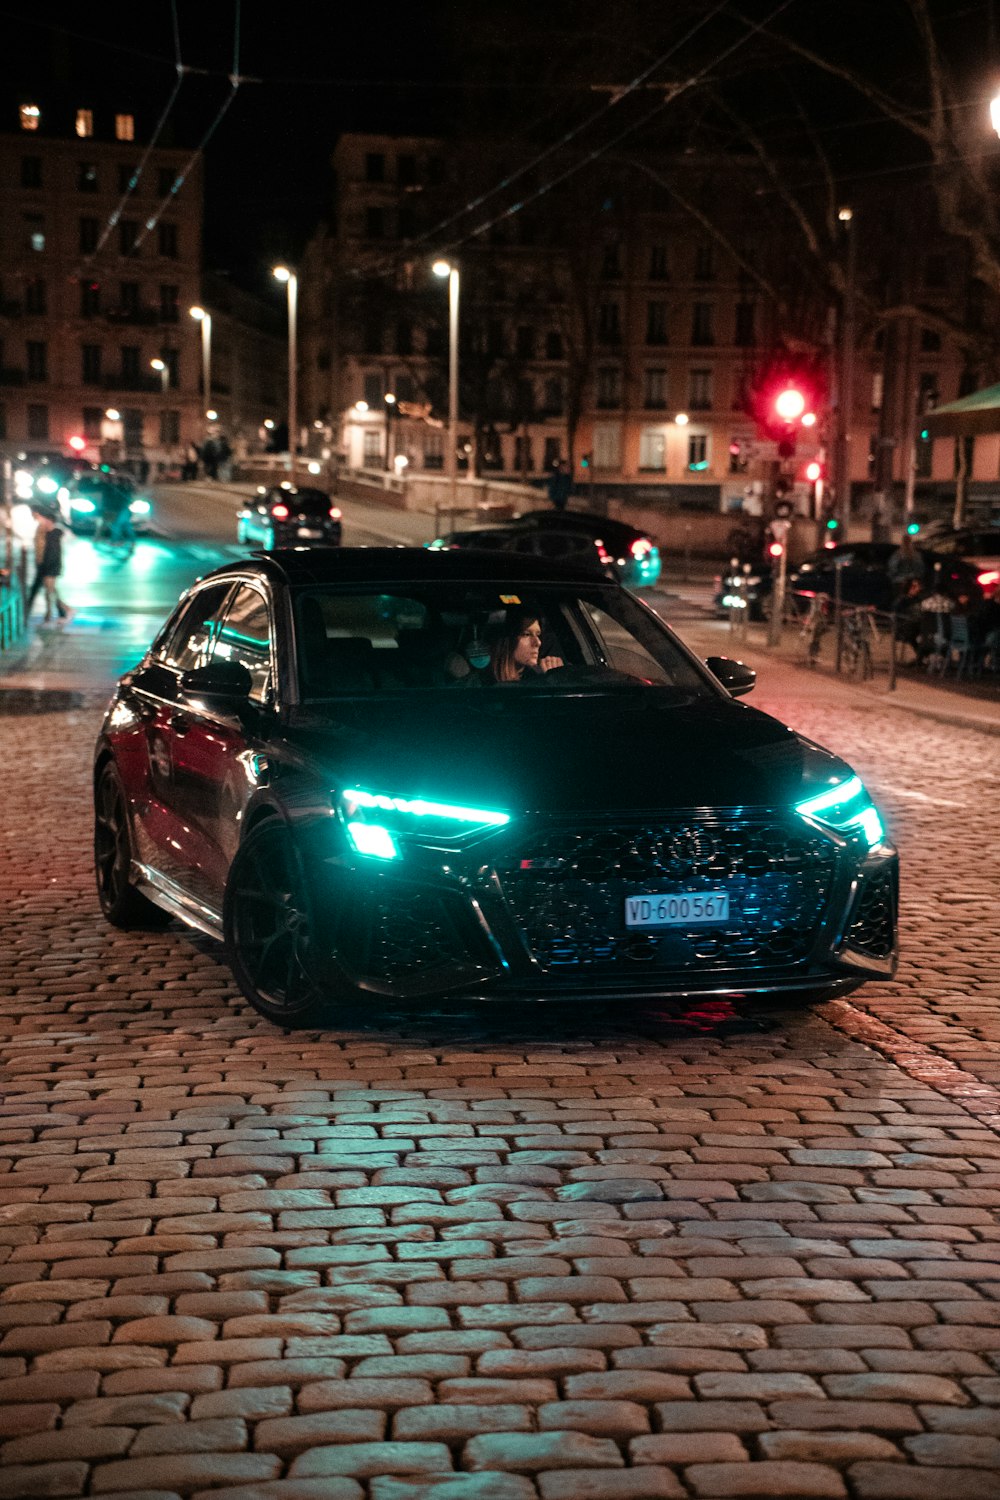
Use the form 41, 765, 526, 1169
277, 488, 332, 516
294, 582, 712, 702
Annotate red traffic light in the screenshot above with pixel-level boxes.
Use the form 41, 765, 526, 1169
805, 460, 822, 482
774, 388, 806, 422
67, 435, 86, 452
767, 541, 785, 559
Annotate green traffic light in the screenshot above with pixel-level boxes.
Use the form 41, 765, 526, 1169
906, 522, 920, 535
920, 429, 929, 441
826, 518, 838, 529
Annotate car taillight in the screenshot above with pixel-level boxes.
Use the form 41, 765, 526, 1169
595, 539, 612, 564
631, 538, 652, 558
271, 503, 290, 520
977, 569, 999, 590
329, 507, 342, 520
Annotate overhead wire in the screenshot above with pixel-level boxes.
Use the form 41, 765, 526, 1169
397, 0, 799, 268
83, 0, 187, 266
388, 0, 735, 264
134, 0, 245, 252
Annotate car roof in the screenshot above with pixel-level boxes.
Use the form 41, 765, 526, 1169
518, 509, 649, 540
197, 546, 618, 590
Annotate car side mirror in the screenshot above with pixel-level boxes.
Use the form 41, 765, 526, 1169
706, 655, 756, 697
180, 660, 253, 701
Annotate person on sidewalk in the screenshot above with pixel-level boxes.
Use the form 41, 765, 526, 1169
26, 507, 70, 624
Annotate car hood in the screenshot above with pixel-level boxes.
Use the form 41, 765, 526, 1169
285, 692, 850, 814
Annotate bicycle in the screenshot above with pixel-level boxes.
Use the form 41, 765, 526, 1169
798, 594, 829, 666
840, 606, 880, 680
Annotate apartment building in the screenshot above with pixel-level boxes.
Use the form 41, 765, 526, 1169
303, 130, 976, 511
0, 95, 202, 468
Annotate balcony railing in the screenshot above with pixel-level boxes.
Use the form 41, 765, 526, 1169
105, 306, 162, 326
101, 373, 163, 393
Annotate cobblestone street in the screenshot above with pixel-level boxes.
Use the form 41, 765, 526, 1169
2, 662, 1000, 1500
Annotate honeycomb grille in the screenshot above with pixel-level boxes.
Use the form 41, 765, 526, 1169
496, 818, 836, 973
341, 889, 483, 984
846, 870, 897, 960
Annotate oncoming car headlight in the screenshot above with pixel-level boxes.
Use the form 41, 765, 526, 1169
340, 787, 510, 860
796, 774, 885, 849
130, 498, 151, 515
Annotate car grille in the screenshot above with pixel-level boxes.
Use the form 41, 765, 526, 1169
495, 817, 837, 974
350, 888, 486, 985
845, 869, 897, 960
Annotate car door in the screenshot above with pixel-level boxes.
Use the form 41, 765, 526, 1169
166, 582, 276, 908
123, 580, 235, 890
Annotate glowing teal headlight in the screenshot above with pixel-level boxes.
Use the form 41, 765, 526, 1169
71, 497, 97, 514
130, 498, 151, 515
796, 774, 885, 848
341, 786, 510, 853
345, 821, 399, 860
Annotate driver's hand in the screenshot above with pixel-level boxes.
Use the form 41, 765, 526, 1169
538, 655, 564, 673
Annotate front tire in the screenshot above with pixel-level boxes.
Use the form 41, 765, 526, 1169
223, 820, 332, 1027
94, 762, 171, 928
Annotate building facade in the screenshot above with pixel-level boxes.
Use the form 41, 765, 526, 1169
303, 130, 982, 516
0, 95, 202, 471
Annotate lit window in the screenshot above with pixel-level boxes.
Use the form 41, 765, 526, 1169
115, 114, 135, 142
688, 432, 708, 469
19, 104, 40, 132
76, 109, 94, 138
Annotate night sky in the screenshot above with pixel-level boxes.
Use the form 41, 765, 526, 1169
6, 0, 997, 299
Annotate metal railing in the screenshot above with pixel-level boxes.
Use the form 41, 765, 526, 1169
0, 544, 27, 652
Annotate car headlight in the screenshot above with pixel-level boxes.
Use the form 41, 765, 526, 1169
340, 786, 510, 859
796, 774, 885, 849
14, 471, 33, 500
129, 498, 151, 515
35, 476, 58, 495
71, 497, 97, 513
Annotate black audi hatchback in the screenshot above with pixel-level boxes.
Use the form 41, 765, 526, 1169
94, 549, 897, 1027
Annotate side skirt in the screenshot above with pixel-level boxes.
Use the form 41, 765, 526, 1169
134, 862, 224, 941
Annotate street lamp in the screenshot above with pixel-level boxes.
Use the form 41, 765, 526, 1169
433, 258, 460, 504
272, 265, 298, 476
150, 357, 168, 394
834, 206, 856, 532
384, 391, 396, 472
189, 305, 212, 423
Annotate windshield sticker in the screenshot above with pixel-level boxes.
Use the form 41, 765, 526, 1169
500, 594, 521, 604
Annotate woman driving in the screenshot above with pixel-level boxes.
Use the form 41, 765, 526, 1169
490, 610, 564, 682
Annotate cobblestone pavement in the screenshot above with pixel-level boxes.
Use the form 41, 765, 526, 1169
2, 673, 1000, 1500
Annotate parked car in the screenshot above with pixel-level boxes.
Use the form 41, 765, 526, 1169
789, 541, 982, 611
918, 528, 1000, 596
429, 508, 662, 589
93, 548, 896, 1027
56, 471, 153, 535
237, 485, 342, 549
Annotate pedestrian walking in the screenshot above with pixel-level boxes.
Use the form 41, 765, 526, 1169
26, 507, 70, 623
546, 459, 573, 512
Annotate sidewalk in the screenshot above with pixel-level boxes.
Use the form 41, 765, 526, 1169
668, 579, 1000, 737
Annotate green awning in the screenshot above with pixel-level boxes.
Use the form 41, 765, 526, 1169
924, 383, 1000, 437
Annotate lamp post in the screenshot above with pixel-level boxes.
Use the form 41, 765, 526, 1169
383, 392, 396, 472
150, 357, 168, 394
834, 207, 856, 534
272, 266, 298, 476
189, 306, 212, 429
432, 259, 459, 508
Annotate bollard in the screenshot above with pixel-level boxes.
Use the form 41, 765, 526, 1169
833, 557, 844, 673
888, 610, 897, 692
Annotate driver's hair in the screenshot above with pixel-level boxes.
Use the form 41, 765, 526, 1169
490, 610, 540, 683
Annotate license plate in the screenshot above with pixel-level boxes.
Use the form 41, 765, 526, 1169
298, 527, 322, 538
625, 892, 730, 928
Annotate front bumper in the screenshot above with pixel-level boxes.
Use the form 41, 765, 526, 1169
302, 810, 898, 1003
